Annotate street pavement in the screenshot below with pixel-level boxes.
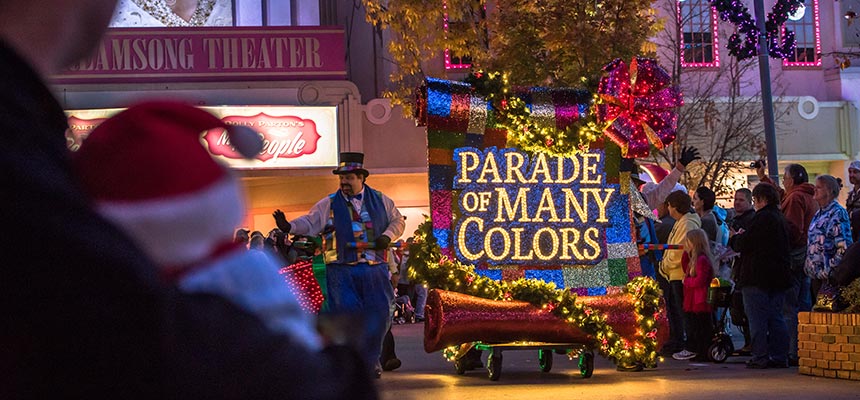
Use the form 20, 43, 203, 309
377, 322, 860, 400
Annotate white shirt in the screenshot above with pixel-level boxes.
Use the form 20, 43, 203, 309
290, 188, 406, 248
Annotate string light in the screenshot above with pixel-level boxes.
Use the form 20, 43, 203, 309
463, 70, 599, 157
677, 2, 722, 68
596, 57, 683, 158
782, 0, 821, 68
280, 261, 325, 314
710, 0, 803, 60
410, 216, 664, 368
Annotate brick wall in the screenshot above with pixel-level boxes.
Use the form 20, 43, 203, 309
798, 311, 860, 380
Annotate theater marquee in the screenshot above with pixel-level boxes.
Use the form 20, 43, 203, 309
51, 27, 347, 84
65, 105, 338, 169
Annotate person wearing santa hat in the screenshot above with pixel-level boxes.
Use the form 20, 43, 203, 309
273, 152, 406, 378
0, 1, 377, 397
70, 101, 325, 351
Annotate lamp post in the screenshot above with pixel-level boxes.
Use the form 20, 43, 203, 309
753, 0, 780, 185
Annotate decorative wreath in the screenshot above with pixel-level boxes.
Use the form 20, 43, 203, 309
710, 0, 804, 60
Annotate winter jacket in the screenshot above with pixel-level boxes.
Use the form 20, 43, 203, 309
730, 208, 755, 231
699, 210, 718, 243
682, 252, 714, 313
806, 200, 853, 280
660, 212, 702, 281
760, 175, 818, 248
729, 204, 792, 290
846, 187, 860, 242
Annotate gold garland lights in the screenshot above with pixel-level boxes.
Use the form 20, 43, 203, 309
463, 70, 603, 158
408, 216, 663, 368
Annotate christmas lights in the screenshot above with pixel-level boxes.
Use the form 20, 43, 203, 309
710, 0, 803, 60
596, 57, 683, 158
462, 71, 599, 157
677, 2, 721, 68
782, 0, 821, 67
418, 69, 679, 368
409, 217, 663, 368
280, 260, 325, 314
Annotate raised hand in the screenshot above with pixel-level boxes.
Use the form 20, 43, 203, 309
272, 209, 292, 234
679, 146, 701, 167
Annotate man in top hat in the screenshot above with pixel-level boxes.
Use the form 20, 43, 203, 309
846, 161, 860, 242
274, 152, 405, 377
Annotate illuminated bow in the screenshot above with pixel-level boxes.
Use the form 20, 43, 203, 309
596, 57, 683, 158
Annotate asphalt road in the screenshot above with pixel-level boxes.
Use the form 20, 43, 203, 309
377, 322, 860, 400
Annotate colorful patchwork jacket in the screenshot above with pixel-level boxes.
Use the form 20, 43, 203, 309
806, 200, 853, 280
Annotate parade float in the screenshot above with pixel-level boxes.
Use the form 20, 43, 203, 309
407, 57, 684, 379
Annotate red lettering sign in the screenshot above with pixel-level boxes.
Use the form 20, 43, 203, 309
66, 116, 108, 151
50, 27, 347, 84
203, 113, 321, 161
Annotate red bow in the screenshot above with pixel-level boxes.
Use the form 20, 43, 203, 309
596, 58, 683, 158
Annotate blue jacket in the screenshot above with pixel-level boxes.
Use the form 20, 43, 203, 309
806, 200, 853, 280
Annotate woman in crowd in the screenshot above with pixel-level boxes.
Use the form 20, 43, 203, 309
806, 175, 853, 301
729, 183, 792, 369
693, 186, 718, 242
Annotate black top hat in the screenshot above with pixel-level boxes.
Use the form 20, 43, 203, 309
332, 152, 370, 176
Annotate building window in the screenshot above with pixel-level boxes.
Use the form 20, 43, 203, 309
444, 1, 486, 70
678, 0, 720, 68
444, 2, 470, 70
783, 0, 821, 67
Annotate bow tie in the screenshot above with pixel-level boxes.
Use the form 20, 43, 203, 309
347, 193, 362, 201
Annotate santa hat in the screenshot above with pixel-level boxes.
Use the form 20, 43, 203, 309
638, 163, 670, 184
71, 101, 263, 268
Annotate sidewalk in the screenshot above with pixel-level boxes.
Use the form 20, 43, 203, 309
377, 322, 860, 400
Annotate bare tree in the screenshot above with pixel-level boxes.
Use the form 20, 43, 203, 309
650, 0, 790, 197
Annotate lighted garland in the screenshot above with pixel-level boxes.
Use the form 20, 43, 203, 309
280, 260, 325, 314
463, 71, 602, 158
407, 215, 663, 368
710, 0, 803, 60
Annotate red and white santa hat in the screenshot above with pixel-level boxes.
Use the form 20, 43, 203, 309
71, 101, 262, 268
638, 163, 669, 184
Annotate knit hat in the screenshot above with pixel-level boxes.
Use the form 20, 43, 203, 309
850, 160, 860, 172
71, 101, 263, 268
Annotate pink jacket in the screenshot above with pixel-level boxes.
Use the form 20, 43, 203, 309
682, 252, 714, 313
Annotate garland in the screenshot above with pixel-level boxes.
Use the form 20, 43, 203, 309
463, 71, 602, 158
407, 216, 662, 368
709, 0, 804, 60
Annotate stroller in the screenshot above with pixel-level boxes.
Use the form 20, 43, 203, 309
392, 294, 416, 324
706, 282, 750, 362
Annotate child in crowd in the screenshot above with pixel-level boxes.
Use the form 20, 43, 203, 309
673, 229, 715, 361
70, 101, 321, 350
